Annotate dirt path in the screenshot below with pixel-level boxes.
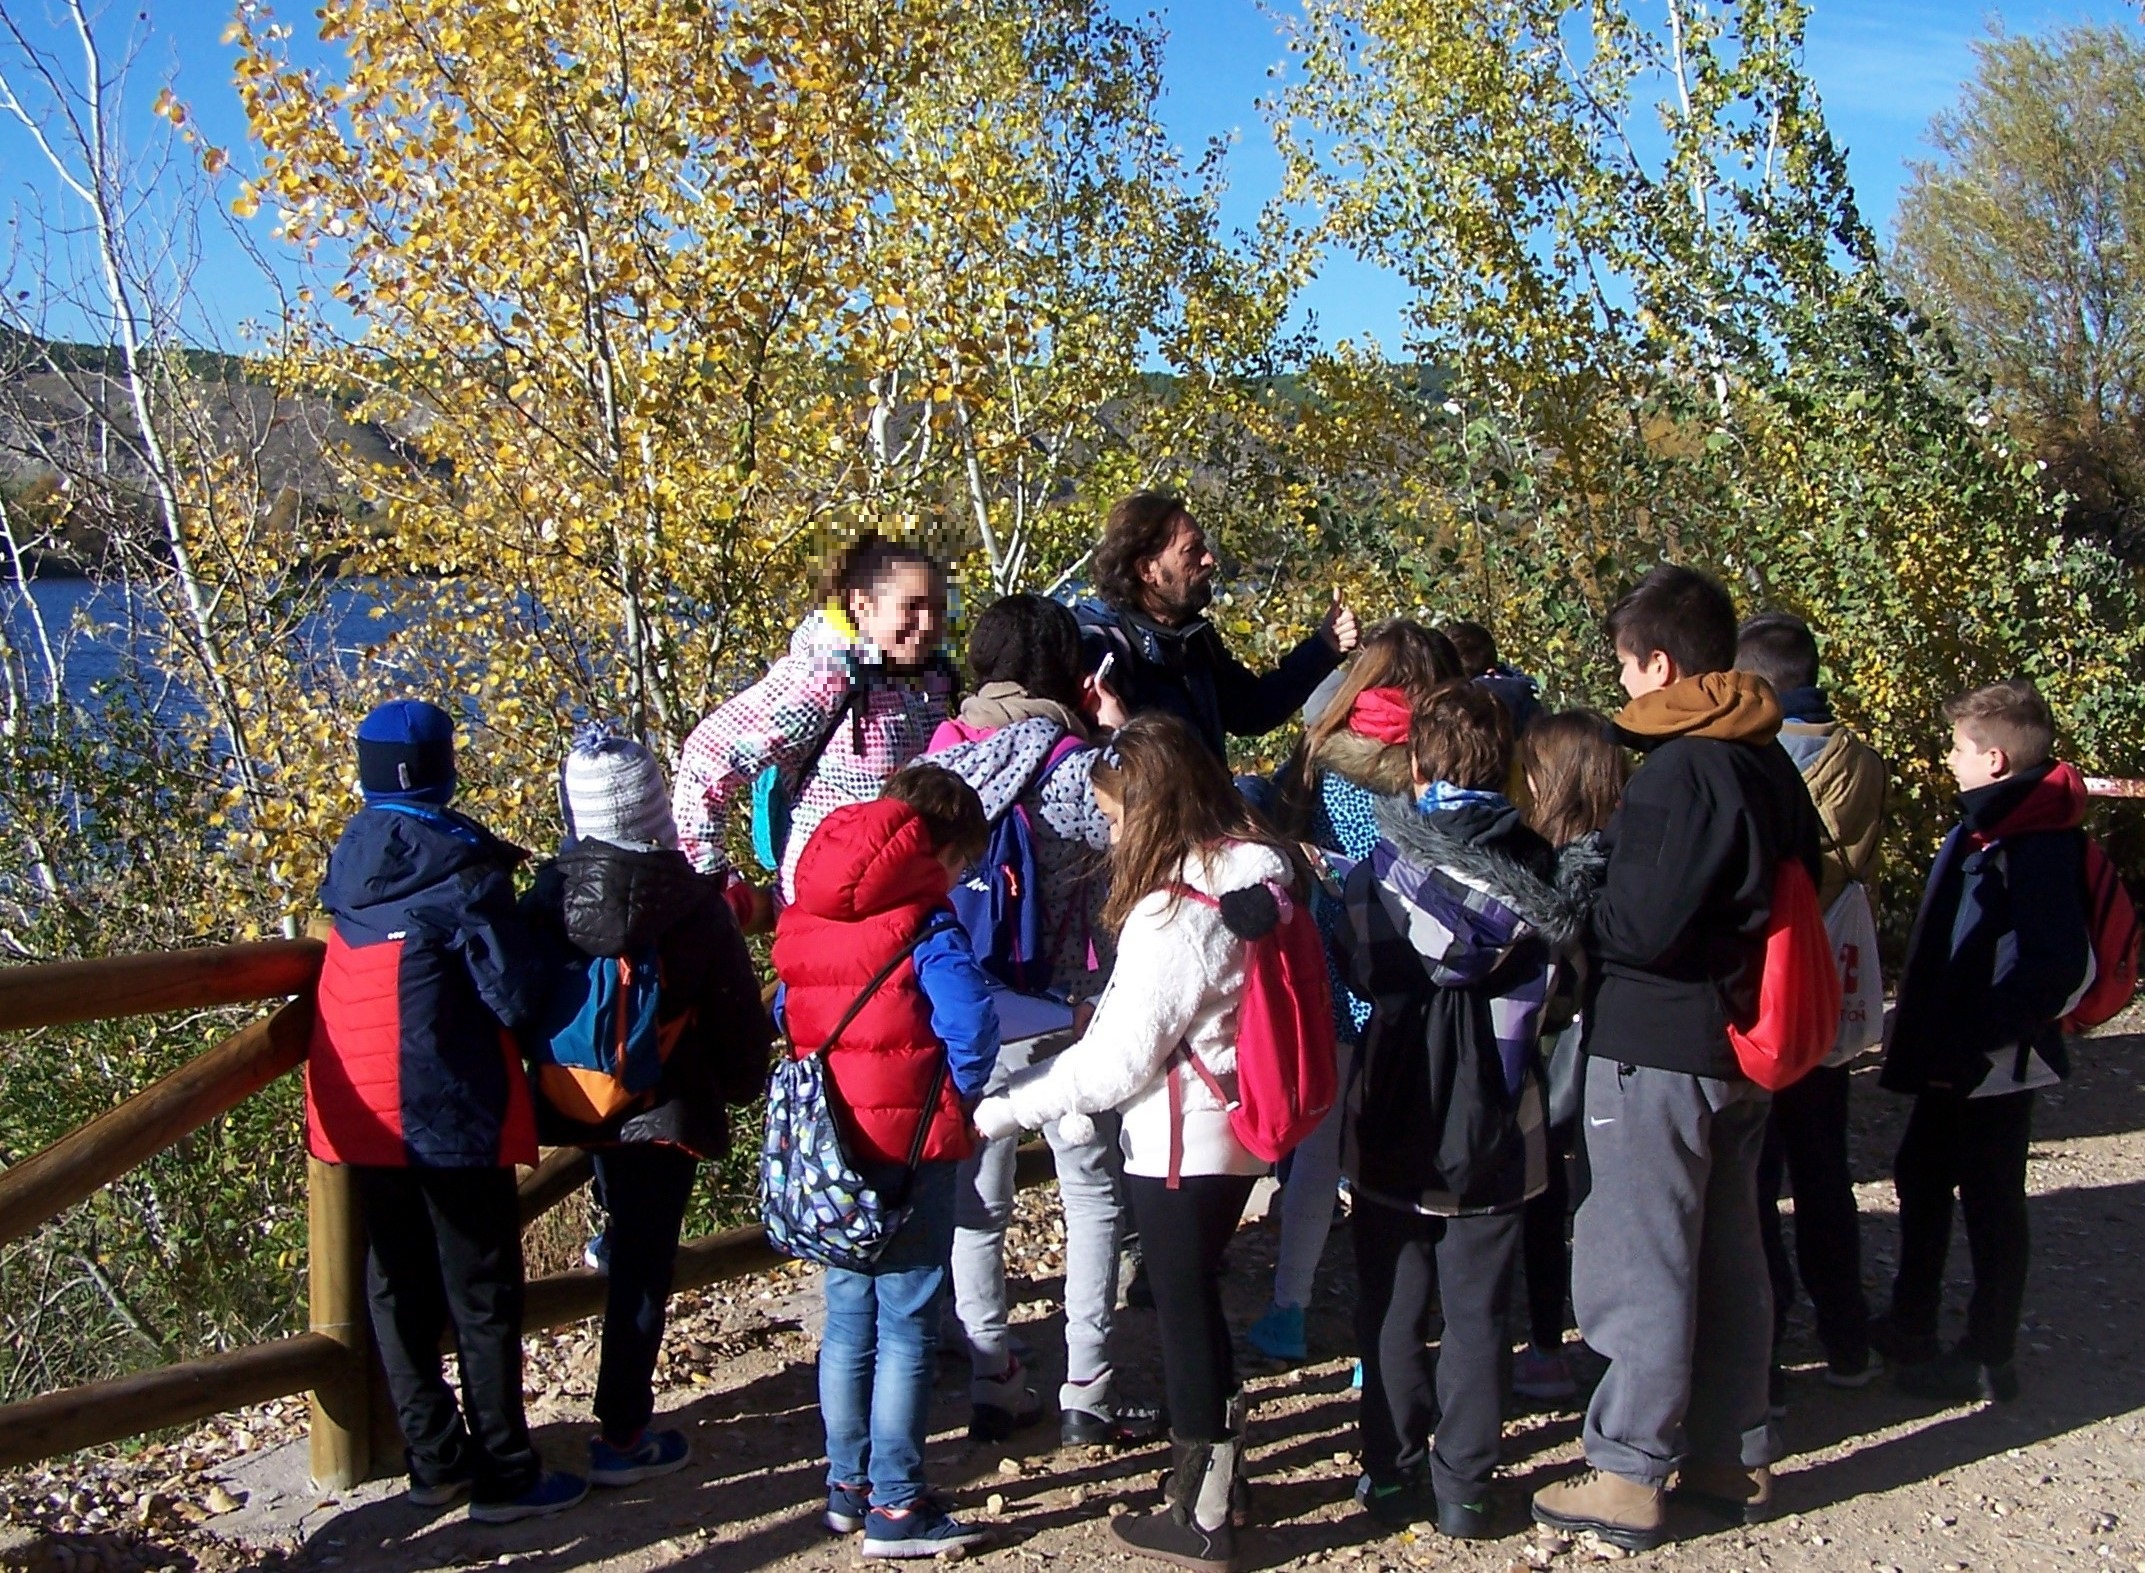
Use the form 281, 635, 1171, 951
9, 1017, 2145, 1573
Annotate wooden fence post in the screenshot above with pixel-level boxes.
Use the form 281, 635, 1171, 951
307, 1158, 372, 1491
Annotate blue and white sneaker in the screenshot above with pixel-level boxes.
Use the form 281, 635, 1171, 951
589, 1428, 690, 1487
468, 1471, 590, 1524
861, 1499, 992, 1559
406, 1475, 471, 1509
825, 1482, 871, 1535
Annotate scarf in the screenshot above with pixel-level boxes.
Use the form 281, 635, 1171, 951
1614, 670, 1782, 746
957, 681, 1092, 741
1417, 780, 1510, 816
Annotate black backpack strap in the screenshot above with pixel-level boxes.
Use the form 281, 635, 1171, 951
788, 662, 858, 798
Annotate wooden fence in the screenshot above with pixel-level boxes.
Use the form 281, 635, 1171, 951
0, 942, 1055, 1489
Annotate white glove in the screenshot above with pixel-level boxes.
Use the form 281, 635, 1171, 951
972, 1095, 1023, 1141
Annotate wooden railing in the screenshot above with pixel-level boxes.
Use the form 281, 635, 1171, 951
0, 943, 1056, 1489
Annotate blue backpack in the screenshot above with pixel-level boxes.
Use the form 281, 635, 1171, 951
947, 734, 1084, 996
760, 917, 954, 1270
528, 946, 688, 1124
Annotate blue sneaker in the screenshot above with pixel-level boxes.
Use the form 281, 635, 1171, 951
861, 1499, 991, 1559
825, 1482, 871, 1535
468, 1471, 590, 1524
1248, 1301, 1308, 1362
589, 1428, 690, 1487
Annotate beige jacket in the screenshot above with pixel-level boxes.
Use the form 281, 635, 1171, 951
1781, 720, 1887, 907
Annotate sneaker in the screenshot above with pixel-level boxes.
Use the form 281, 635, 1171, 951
1868, 1313, 1941, 1370
1513, 1345, 1578, 1401
1359, 1470, 1437, 1530
1062, 1399, 1165, 1447
589, 1428, 690, 1487
406, 1476, 471, 1509
825, 1482, 871, 1535
1896, 1346, 2021, 1405
583, 1232, 610, 1272
1436, 1494, 1496, 1540
969, 1356, 1045, 1442
1247, 1302, 1308, 1362
1768, 1365, 1789, 1420
468, 1471, 590, 1524
861, 1499, 992, 1559
1823, 1349, 1884, 1389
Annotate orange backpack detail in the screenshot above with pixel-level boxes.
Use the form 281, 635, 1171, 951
1728, 859, 1843, 1093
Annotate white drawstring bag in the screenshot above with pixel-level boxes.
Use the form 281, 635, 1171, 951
1824, 880, 1885, 1067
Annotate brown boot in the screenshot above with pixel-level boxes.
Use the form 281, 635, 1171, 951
1531, 1469, 1666, 1552
1671, 1462, 1774, 1525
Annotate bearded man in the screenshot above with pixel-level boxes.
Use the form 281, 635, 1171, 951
1074, 490, 1360, 762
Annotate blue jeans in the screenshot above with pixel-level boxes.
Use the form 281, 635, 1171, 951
820, 1159, 958, 1507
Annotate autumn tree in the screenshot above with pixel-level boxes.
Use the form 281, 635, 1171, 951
1894, 23, 2145, 548
1274, 0, 2145, 885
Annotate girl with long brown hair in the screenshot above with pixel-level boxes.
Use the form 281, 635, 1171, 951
1513, 709, 1627, 1404
1249, 621, 1460, 1364
973, 712, 1308, 1573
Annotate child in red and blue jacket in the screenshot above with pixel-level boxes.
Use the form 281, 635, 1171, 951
771, 772, 1001, 1559
308, 699, 584, 1525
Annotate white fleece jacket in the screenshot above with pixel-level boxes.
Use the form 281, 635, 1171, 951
974, 839, 1285, 1181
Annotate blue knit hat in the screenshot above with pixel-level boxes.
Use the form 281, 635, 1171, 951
357, 699, 457, 806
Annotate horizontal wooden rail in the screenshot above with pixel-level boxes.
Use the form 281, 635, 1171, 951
0, 1333, 348, 1473
522, 1139, 1060, 1334
519, 1147, 597, 1228
0, 998, 314, 1249
0, 939, 324, 1033
2086, 777, 2145, 800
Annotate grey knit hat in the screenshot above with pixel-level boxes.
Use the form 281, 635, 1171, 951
561, 723, 678, 852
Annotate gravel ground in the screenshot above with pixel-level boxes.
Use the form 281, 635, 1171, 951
7, 1011, 2144, 1573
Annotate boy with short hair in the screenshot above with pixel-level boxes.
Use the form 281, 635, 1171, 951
773, 765, 1003, 1559
1875, 679, 2092, 1405
309, 699, 587, 1523
1734, 612, 1886, 1396
1532, 567, 1821, 1553
1338, 680, 1576, 1540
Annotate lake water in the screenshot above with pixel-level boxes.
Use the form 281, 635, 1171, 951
1, 576, 398, 713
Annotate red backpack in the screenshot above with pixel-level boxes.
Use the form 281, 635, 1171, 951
1728, 859, 1843, 1093
2061, 836, 2141, 1031
1163, 879, 1339, 1186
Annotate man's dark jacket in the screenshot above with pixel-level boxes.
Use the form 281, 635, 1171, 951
1075, 596, 1337, 760
1586, 673, 1823, 1080
523, 840, 772, 1156
1881, 763, 2091, 1097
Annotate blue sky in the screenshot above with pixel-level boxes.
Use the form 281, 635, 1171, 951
2, 0, 2138, 350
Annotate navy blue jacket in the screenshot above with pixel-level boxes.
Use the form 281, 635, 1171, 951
1075, 597, 1337, 761
309, 803, 547, 1168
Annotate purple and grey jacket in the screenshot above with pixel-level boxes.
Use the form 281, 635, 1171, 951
1337, 790, 1587, 1216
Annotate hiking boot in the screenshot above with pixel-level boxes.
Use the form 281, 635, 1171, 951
1671, 1462, 1775, 1525
1531, 1469, 1666, 1552
1897, 1346, 2021, 1405
468, 1471, 590, 1525
1223, 1389, 1253, 1528
1868, 1313, 1941, 1370
588, 1427, 690, 1487
1357, 1469, 1436, 1530
969, 1356, 1045, 1441
1513, 1344, 1578, 1402
824, 1482, 871, 1535
1109, 1434, 1238, 1572
861, 1498, 992, 1559
1246, 1302, 1307, 1362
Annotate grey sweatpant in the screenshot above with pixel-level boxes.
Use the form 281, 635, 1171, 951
1572, 1061, 1780, 1486
952, 1034, 1127, 1407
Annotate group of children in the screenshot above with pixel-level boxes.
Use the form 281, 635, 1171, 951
304, 514, 2107, 1570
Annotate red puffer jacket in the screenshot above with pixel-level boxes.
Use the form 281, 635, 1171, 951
773, 799, 974, 1165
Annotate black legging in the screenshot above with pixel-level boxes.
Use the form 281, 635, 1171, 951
1126, 1173, 1257, 1442
1521, 1125, 1576, 1350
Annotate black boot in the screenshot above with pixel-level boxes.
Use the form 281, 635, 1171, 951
1223, 1389, 1252, 1527
1110, 1433, 1239, 1573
